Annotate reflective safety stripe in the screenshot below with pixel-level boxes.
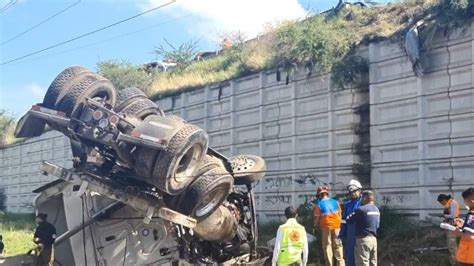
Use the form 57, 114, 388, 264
278, 224, 307, 265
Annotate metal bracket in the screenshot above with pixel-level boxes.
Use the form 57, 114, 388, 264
144, 206, 155, 224
157, 207, 196, 229
40, 161, 197, 228
76, 181, 88, 197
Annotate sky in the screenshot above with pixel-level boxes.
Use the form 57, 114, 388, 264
0, 0, 391, 117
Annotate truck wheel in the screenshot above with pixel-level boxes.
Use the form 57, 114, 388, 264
166, 114, 186, 123
114, 87, 148, 113
197, 154, 222, 176
134, 148, 159, 180
57, 73, 117, 118
179, 166, 233, 220
119, 98, 163, 119
163, 155, 222, 210
193, 205, 237, 242
42, 66, 91, 109
229, 155, 266, 185
152, 124, 208, 195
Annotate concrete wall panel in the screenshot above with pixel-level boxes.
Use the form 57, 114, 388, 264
2, 23, 472, 220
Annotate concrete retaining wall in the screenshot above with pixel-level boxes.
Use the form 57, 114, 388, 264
156, 66, 368, 222
369, 22, 474, 219
1, 22, 473, 221
0, 131, 72, 213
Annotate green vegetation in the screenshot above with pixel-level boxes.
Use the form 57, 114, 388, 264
97, 0, 473, 99
258, 206, 450, 265
154, 39, 200, 71
0, 111, 22, 148
3, 0, 473, 148
0, 212, 36, 257
377, 207, 450, 265
97, 60, 157, 92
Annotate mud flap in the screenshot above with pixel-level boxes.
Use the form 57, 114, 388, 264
15, 112, 46, 138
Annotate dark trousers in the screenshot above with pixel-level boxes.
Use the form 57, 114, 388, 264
35, 245, 52, 266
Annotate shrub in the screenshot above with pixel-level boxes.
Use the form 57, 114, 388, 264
153, 39, 199, 71
97, 60, 156, 92
274, 17, 355, 73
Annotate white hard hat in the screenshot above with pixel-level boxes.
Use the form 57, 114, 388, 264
347, 179, 362, 192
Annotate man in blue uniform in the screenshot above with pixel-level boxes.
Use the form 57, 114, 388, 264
346, 190, 380, 266
339, 180, 363, 266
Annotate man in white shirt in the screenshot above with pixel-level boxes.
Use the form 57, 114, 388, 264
272, 206, 309, 266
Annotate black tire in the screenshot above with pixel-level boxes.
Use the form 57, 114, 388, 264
57, 73, 117, 118
163, 154, 222, 210
229, 155, 266, 185
196, 154, 222, 176
166, 114, 186, 123
179, 166, 233, 220
152, 124, 208, 195
114, 87, 148, 113
119, 98, 162, 119
42, 66, 91, 109
134, 148, 159, 180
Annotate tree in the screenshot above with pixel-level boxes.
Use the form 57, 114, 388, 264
97, 60, 155, 92
0, 110, 16, 148
153, 39, 199, 71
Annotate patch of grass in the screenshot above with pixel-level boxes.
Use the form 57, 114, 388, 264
0, 122, 25, 148
377, 207, 450, 265
0, 212, 36, 257
274, 16, 355, 73
0, 112, 23, 148
150, 49, 250, 97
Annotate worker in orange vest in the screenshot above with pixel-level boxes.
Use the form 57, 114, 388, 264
314, 186, 345, 266
437, 193, 460, 263
454, 188, 474, 266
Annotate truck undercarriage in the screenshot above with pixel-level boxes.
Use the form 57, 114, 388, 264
16, 66, 271, 265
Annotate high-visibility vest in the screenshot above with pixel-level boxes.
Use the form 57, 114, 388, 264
277, 224, 307, 265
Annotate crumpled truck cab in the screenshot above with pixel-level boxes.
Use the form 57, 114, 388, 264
34, 180, 178, 265
22, 66, 272, 266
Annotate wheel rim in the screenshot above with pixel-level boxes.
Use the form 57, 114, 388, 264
231, 156, 255, 173
172, 143, 204, 190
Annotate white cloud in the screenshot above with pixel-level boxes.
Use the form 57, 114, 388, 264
140, 0, 307, 41
27, 83, 45, 98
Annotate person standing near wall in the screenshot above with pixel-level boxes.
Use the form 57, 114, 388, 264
0, 235, 4, 256
33, 213, 56, 266
314, 186, 345, 266
346, 190, 380, 266
339, 179, 363, 266
272, 206, 308, 266
437, 193, 460, 263
454, 187, 474, 266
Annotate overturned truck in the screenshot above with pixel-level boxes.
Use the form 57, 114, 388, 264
16, 66, 270, 265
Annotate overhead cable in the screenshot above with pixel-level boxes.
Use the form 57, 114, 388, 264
0, 0, 176, 65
